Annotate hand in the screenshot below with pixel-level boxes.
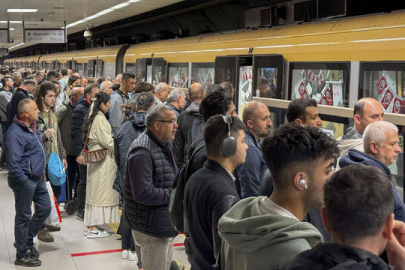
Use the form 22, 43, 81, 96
45, 128, 56, 138
62, 159, 68, 169
76, 155, 86, 166
387, 220, 405, 270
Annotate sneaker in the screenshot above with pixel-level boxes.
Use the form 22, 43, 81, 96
28, 246, 39, 259
128, 251, 137, 261
15, 250, 41, 267
37, 228, 54, 242
83, 227, 89, 236
44, 223, 61, 232
86, 228, 110, 239
77, 210, 84, 221
121, 249, 129, 259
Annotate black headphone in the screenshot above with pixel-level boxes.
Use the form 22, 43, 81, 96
220, 115, 237, 157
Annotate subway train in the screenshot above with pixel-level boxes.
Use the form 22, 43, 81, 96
3, 10, 405, 184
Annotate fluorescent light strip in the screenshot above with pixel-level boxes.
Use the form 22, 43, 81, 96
66, 0, 141, 29
9, 43, 25, 50
0, 21, 22, 24
6, 9, 38, 13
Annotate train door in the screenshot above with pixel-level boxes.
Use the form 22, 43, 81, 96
136, 58, 166, 84
87, 60, 95, 77
95, 59, 104, 78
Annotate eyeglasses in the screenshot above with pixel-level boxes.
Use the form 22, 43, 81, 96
158, 119, 177, 125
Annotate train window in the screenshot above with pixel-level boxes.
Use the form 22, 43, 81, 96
359, 62, 405, 114
215, 57, 237, 88
168, 63, 188, 88
152, 58, 166, 84
191, 63, 214, 87
125, 63, 136, 73
253, 55, 284, 100
95, 59, 104, 78
87, 60, 95, 77
77, 63, 84, 76
289, 62, 350, 107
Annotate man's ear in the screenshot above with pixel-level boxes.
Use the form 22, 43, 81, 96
246, 119, 254, 129
321, 207, 332, 232
353, 114, 361, 125
369, 141, 379, 154
383, 213, 395, 240
294, 118, 304, 126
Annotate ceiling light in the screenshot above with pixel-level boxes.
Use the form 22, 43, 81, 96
0, 21, 22, 24
9, 43, 25, 50
66, 0, 142, 29
6, 9, 38, 13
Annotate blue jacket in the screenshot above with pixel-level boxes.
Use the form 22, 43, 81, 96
70, 97, 91, 156
6, 117, 46, 184
235, 129, 268, 198
340, 149, 405, 222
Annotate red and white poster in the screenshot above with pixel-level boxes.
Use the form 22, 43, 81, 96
392, 97, 403, 114
377, 76, 388, 95
381, 88, 394, 110
319, 87, 333, 106
298, 82, 308, 99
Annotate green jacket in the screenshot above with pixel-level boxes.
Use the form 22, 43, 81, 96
218, 196, 323, 270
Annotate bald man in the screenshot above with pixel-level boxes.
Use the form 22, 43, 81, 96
236, 101, 272, 198
100, 81, 113, 95
337, 98, 384, 169
7, 99, 50, 266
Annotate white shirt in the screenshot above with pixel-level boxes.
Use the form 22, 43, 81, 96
259, 197, 299, 221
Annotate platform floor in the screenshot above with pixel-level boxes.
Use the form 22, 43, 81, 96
0, 171, 190, 270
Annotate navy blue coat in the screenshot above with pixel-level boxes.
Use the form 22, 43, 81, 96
340, 149, 405, 222
6, 117, 46, 184
6, 88, 29, 128
70, 97, 91, 157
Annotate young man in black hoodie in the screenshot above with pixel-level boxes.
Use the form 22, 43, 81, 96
283, 164, 405, 270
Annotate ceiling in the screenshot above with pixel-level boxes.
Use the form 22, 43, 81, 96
0, 0, 184, 51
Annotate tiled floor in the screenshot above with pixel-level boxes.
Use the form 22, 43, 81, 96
0, 171, 190, 270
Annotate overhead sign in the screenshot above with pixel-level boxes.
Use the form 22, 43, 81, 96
0, 29, 9, 43
24, 28, 66, 43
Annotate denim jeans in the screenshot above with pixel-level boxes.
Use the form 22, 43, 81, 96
9, 177, 51, 258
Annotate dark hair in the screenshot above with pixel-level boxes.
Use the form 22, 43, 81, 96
61, 68, 68, 76
286, 99, 317, 123
46, 71, 57, 81
122, 72, 135, 82
1, 76, 11, 86
324, 164, 393, 243
35, 81, 57, 112
81, 91, 111, 143
97, 77, 105, 85
200, 91, 234, 122
353, 100, 366, 117
68, 74, 80, 86
84, 83, 98, 98
22, 80, 36, 87
136, 92, 155, 112
261, 124, 339, 192
220, 81, 234, 97
204, 115, 245, 158
135, 81, 154, 94
23, 70, 32, 78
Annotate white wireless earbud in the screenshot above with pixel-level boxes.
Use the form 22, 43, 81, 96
299, 179, 308, 189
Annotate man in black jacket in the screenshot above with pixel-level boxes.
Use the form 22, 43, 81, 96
184, 115, 248, 269
173, 82, 206, 167
125, 104, 179, 270
282, 165, 405, 270
7, 80, 36, 129
70, 84, 99, 219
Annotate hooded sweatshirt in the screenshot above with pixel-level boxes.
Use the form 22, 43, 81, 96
339, 149, 405, 222
282, 243, 392, 270
218, 196, 323, 270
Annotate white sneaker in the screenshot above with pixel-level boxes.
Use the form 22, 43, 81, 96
83, 227, 89, 236
128, 251, 137, 261
121, 250, 129, 259
86, 228, 110, 239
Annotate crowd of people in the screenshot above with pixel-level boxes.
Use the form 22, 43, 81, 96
1, 65, 405, 270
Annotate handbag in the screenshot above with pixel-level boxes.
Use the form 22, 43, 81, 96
44, 181, 62, 226
80, 121, 107, 163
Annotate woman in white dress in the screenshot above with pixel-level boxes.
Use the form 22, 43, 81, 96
81, 91, 119, 238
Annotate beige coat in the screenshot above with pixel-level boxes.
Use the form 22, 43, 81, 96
86, 111, 119, 207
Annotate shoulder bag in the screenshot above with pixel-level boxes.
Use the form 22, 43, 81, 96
80, 121, 106, 163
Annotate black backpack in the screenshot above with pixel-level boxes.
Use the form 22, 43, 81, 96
169, 140, 205, 233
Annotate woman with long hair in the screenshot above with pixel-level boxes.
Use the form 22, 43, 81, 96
81, 91, 119, 238
55, 74, 80, 110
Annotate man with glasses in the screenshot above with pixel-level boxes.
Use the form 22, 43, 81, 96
124, 104, 179, 270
